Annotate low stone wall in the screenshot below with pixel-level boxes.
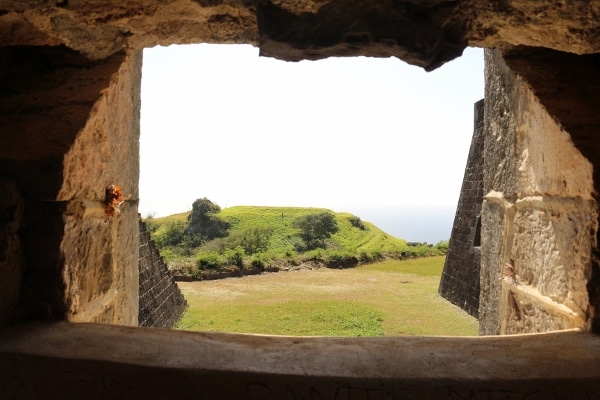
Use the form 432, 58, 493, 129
173, 266, 296, 282
138, 217, 187, 328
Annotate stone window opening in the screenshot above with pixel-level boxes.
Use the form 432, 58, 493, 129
2, 2, 600, 396
138, 43, 483, 336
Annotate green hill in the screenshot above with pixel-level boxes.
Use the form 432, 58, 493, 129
145, 205, 445, 276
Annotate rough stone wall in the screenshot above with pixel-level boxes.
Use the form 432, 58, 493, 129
500, 48, 600, 333
479, 49, 597, 335
0, 0, 599, 337
0, 46, 141, 326
438, 99, 484, 318
1, 1, 599, 71
139, 218, 187, 328
60, 50, 142, 325
0, 179, 23, 328
1, 1, 600, 398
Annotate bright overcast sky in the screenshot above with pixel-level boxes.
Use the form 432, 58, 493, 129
139, 44, 484, 240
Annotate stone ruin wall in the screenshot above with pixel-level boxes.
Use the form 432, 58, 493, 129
0, 46, 141, 327
479, 49, 597, 335
438, 99, 484, 319
2, 2, 600, 398
60, 50, 141, 326
443, 48, 600, 334
0, 1, 599, 335
138, 217, 187, 328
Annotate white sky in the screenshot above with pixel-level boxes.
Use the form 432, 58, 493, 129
139, 44, 484, 241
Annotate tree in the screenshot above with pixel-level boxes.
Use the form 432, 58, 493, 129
348, 215, 365, 230
238, 227, 274, 255
294, 212, 339, 250
186, 197, 230, 245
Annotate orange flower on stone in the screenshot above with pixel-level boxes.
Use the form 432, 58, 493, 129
105, 184, 125, 217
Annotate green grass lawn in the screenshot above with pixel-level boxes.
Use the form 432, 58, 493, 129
175, 256, 478, 337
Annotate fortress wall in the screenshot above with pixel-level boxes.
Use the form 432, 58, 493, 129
0, 0, 598, 337
60, 50, 142, 326
139, 218, 187, 328
479, 49, 597, 335
438, 99, 484, 318
0, 47, 141, 326
0, 179, 22, 328
2, 1, 600, 398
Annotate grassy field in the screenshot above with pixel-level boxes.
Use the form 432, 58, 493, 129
175, 255, 478, 337
218, 206, 409, 255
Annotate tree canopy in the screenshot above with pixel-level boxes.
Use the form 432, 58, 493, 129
186, 197, 230, 245
294, 212, 339, 250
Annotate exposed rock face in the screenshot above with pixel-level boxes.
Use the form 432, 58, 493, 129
0, 1, 599, 70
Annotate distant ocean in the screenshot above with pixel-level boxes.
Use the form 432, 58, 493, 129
341, 206, 457, 245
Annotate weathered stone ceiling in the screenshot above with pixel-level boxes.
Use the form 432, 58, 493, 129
0, 0, 598, 70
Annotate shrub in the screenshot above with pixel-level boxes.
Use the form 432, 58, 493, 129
325, 252, 359, 268
435, 240, 450, 253
348, 215, 365, 230
250, 253, 271, 270
370, 250, 384, 261
302, 249, 325, 263
224, 246, 245, 269
168, 259, 197, 276
195, 252, 222, 270
154, 220, 186, 247
359, 251, 372, 264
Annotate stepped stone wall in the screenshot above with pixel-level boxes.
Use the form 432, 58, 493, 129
439, 99, 484, 318
138, 218, 187, 328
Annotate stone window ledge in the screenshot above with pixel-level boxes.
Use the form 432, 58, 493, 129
2, 323, 600, 398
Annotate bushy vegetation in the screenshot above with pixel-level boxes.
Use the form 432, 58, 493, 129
293, 212, 339, 250
145, 198, 448, 276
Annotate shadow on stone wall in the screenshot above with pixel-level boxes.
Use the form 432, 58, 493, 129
138, 216, 187, 328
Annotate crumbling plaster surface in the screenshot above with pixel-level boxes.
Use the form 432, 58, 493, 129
479, 49, 597, 335
0, 0, 599, 70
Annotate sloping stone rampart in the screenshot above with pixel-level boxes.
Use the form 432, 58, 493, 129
138, 218, 187, 328
438, 99, 484, 318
